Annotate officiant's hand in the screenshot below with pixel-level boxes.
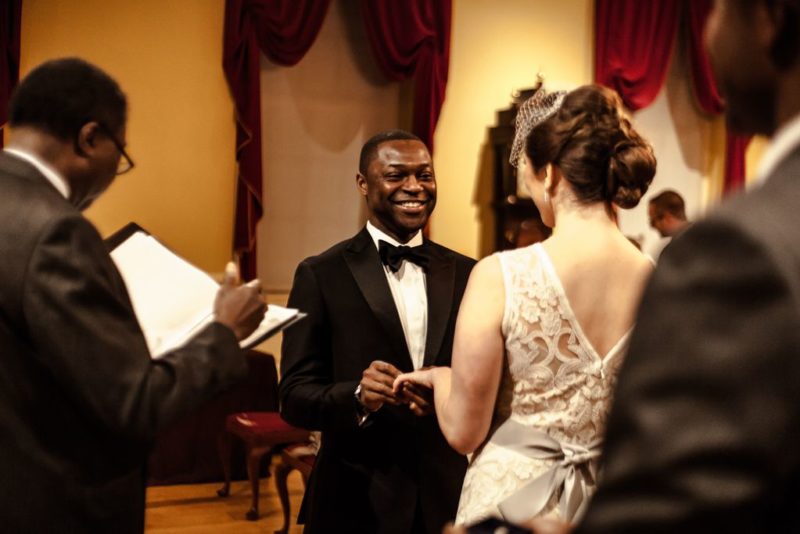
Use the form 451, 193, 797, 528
214, 262, 267, 340
358, 360, 403, 412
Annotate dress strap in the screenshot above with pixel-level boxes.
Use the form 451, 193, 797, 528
493, 251, 514, 339
489, 418, 602, 524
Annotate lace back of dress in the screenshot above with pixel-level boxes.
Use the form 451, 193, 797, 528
496, 245, 620, 444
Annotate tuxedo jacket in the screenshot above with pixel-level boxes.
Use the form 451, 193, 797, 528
0, 152, 247, 533
576, 145, 800, 533
279, 228, 476, 533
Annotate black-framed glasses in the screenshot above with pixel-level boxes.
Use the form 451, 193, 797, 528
98, 122, 135, 175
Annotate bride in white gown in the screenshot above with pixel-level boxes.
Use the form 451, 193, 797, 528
394, 83, 657, 526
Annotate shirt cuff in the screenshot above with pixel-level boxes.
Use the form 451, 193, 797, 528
354, 383, 376, 427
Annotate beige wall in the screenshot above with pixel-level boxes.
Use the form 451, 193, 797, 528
257, 0, 405, 291
746, 136, 770, 183
433, 0, 594, 259
19, 0, 236, 273
17, 0, 765, 274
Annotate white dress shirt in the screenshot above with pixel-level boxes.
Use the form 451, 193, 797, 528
366, 221, 428, 370
4, 147, 71, 199
755, 112, 800, 187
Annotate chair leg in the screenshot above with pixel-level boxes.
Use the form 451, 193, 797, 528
245, 445, 271, 521
273, 457, 294, 534
300, 467, 310, 486
216, 432, 233, 498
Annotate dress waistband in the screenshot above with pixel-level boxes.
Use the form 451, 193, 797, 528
488, 418, 602, 524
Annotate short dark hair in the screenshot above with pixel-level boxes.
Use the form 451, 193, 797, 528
649, 189, 687, 220
9, 57, 127, 141
358, 129, 424, 175
525, 84, 656, 209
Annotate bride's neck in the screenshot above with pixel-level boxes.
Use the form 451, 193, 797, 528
551, 201, 618, 241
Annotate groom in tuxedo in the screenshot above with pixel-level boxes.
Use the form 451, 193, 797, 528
280, 130, 475, 533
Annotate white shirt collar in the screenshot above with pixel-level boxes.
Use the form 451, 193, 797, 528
4, 147, 71, 199
366, 220, 424, 250
755, 112, 800, 186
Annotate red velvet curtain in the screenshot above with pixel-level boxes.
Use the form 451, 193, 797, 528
0, 0, 22, 149
596, 0, 750, 195
686, 0, 751, 194
360, 0, 451, 153
223, 0, 330, 279
594, 0, 681, 111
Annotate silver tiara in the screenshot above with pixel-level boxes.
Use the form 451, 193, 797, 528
509, 86, 567, 167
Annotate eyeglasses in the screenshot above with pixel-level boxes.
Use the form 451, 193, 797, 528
98, 122, 135, 175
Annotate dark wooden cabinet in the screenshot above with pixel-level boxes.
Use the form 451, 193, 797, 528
489, 88, 551, 251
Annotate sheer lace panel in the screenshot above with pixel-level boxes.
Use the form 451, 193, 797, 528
497, 244, 626, 443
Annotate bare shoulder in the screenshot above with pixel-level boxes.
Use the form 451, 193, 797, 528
631, 246, 656, 278
456, 255, 505, 336
458, 254, 506, 326
468, 254, 504, 288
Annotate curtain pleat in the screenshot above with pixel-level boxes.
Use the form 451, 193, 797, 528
223, 0, 331, 279
594, 0, 681, 111
686, 0, 751, 194
596, 0, 750, 195
0, 0, 22, 149
360, 0, 452, 154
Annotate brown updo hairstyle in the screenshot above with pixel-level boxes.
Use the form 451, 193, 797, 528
525, 84, 656, 209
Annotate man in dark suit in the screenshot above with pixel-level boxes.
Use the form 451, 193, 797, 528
648, 189, 690, 239
526, 1, 800, 533
0, 58, 266, 532
280, 130, 476, 533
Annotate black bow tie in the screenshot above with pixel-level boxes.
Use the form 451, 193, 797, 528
378, 240, 431, 273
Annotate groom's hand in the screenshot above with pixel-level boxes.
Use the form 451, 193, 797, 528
399, 382, 434, 416
358, 360, 402, 412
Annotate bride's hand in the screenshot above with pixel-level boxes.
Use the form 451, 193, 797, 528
393, 367, 436, 393
399, 381, 434, 416
394, 368, 441, 416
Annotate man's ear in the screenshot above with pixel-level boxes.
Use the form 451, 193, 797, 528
76, 121, 101, 157
356, 173, 369, 196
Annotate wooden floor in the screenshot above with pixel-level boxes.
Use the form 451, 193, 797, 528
145, 469, 305, 533
145, 292, 305, 533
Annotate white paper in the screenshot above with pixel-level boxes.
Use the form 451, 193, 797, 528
110, 231, 302, 358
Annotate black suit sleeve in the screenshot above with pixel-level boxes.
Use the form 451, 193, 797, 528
577, 218, 800, 533
22, 215, 247, 443
279, 260, 360, 431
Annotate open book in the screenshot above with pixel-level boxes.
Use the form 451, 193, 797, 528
107, 223, 305, 359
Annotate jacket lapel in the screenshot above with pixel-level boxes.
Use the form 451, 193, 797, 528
344, 228, 414, 370
423, 243, 456, 366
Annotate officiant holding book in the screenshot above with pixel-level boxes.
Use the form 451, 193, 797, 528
279, 130, 476, 533
0, 58, 266, 533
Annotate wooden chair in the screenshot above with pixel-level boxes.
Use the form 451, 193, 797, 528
217, 412, 310, 520
148, 350, 279, 485
273, 436, 318, 534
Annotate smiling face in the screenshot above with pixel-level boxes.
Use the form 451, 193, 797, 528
357, 139, 436, 243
